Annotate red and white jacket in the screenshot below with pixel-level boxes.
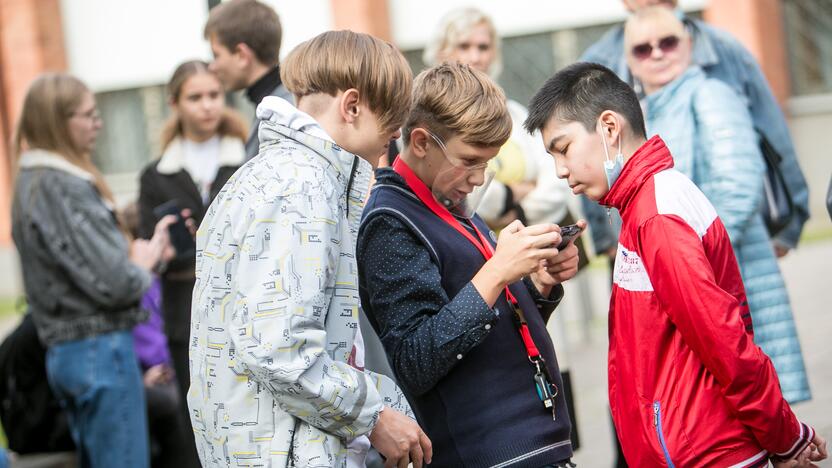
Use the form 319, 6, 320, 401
599, 136, 814, 467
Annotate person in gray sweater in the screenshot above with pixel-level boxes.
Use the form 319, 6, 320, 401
11, 73, 176, 468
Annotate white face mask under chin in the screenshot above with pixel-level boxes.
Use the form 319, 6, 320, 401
601, 127, 624, 190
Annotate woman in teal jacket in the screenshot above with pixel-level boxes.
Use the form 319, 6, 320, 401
623, 7, 810, 403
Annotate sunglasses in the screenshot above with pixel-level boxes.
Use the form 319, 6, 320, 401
631, 35, 681, 60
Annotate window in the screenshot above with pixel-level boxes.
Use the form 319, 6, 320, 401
784, 0, 832, 95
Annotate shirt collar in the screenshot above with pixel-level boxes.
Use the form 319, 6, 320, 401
246, 66, 283, 106
17, 149, 95, 181
156, 136, 245, 175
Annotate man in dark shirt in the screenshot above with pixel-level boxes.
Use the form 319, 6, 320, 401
203, 0, 294, 160
357, 62, 584, 468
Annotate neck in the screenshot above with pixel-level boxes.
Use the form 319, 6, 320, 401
622, 136, 648, 163
247, 62, 272, 88
643, 83, 660, 95
398, 149, 432, 185
182, 128, 217, 144
296, 99, 379, 166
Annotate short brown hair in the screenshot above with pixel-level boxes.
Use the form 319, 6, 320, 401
281, 30, 413, 133
204, 0, 281, 66
404, 62, 511, 148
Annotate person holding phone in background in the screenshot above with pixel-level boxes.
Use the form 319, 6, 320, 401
137, 60, 247, 461
12, 73, 176, 468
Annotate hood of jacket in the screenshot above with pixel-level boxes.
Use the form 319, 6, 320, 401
255, 96, 372, 192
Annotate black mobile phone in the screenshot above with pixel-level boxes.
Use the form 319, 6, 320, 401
556, 224, 581, 250
152, 199, 195, 255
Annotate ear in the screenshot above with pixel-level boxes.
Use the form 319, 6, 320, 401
408, 128, 432, 159
339, 88, 361, 124
598, 110, 623, 147
234, 42, 256, 66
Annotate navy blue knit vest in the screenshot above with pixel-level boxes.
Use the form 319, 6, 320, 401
359, 169, 572, 467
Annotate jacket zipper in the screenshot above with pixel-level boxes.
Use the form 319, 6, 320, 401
653, 402, 676, 468
345, 156, 359, 217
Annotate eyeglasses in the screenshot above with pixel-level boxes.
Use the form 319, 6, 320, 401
71, 108, 102, 123
630, 35, 681, 60
426, 130, 489, 172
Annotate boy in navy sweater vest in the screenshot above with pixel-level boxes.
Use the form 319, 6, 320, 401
357, 62, 584, 467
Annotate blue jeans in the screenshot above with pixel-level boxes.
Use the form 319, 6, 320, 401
46, 331, 148, 468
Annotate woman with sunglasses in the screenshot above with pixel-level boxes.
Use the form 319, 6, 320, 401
624, 6, 811, 409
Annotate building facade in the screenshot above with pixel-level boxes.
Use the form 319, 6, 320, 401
0, 0, 830, 296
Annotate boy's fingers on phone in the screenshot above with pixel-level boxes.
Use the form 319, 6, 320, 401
530, 231, 561, 249
521, 223, 558, 236
576, 219, 588, 231
503, 219, 525, 234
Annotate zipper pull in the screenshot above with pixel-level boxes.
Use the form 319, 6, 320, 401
653, 402, 659, 427
607, 207, 612, 225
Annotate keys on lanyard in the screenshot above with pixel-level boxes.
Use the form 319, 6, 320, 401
533, 357, 559, 421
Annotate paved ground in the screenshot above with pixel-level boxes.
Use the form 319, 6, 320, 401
562, 239, 832, 467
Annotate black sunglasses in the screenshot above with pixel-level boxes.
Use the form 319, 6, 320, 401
631, 35, 681, 60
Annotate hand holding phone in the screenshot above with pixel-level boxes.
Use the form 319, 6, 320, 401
152, 200, 195, 256
556, 224, 581, 250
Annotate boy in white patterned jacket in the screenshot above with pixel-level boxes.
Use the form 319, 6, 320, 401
188, 31, 431, 468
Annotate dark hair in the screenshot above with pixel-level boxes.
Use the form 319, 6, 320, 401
524, 62, 647, 139
204, 0, 281, 66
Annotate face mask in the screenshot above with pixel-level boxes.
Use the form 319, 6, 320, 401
600, 126, 624, 190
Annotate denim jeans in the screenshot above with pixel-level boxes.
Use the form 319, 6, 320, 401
46, 330, 148, 468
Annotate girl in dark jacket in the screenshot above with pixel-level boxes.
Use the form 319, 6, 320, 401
138, 60, 247, 411
11, 73, 175, 468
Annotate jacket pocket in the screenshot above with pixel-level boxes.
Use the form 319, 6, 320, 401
653, 401, 676, 468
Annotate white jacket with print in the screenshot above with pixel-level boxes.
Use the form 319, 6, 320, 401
188, 97, 412, 467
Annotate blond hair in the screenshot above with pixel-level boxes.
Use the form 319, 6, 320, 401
423, 8, 502, 79
281, 30, 413, 133
204, 0, 282, 66
160, 60, 248, 150
404, 62, 511, 148
13, 73, 115, 203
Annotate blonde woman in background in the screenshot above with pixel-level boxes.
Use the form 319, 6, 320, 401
424, 7, 572, 231
11, 73, 176, 468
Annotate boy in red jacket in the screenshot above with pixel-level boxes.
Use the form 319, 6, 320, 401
523, 62, 827, 467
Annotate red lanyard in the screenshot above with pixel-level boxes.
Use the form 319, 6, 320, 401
392, 158, 541, 360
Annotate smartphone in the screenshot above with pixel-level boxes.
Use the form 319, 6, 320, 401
152, 199, 195, 255
556, 224, 581, 250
